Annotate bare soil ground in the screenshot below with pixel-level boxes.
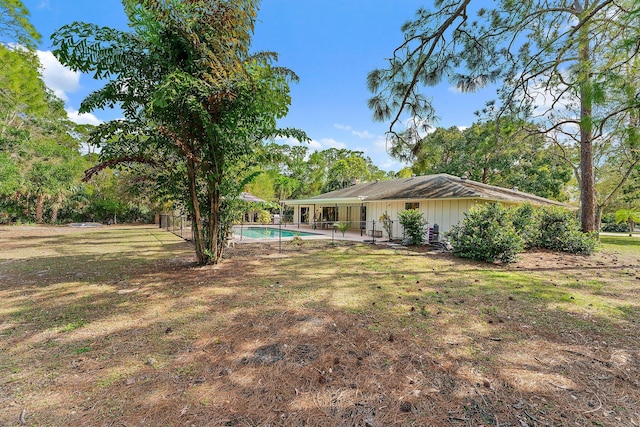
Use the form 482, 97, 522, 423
1, 225, 639, 426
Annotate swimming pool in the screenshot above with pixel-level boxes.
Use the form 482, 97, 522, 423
236, 227, 321, 239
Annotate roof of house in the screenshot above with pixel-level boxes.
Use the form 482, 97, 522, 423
283, 173, 568, 207
240, 192, 264, 203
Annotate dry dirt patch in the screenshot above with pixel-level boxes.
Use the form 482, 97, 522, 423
1, 225, 639, 426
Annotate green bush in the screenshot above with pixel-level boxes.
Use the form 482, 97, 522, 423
534, 206, 596, 254
447, 203, 596, 262
397, 209, 428, 245
333, 221, 350, 237
257, 210, 272, 224
601, 222, 628, 233
600, 213, 628, 232
447, 203, 523, 263
509, 203, 538, 248
379, 211, 393, 240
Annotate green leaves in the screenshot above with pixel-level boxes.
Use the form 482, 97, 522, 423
615, 209, 640, 235
0, 45, 49, 121
370, 1, 640, 232
51, 0, 305, 265
397, 209, 429, 245
448, 203, 523, 263
409, 118, 571, 200
0, 0, 40, 49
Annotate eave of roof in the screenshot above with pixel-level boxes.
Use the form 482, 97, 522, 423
281, 197, 366, 205
282, 174, 569, 208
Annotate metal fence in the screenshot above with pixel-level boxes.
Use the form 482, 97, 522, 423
158, 214, 441, 249
288, 219, 440, 244
158, 214, 193, 241
355, 219, 439, 244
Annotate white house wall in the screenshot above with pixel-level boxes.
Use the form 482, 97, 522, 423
365, 199, 478, 239
290, 205, 307, 225
289, 199, 513, 238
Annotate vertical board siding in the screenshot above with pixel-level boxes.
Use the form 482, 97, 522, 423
363, 199, 472, 237
287, 199, 488, 235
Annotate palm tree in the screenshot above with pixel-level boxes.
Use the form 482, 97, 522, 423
274, 176, 298, 201
615, 209, 640, 236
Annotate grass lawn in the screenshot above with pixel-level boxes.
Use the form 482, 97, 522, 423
1, 225, 639, 426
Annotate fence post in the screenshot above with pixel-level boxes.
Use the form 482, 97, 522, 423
372, 220, 376, 244
279, 219, 282, 254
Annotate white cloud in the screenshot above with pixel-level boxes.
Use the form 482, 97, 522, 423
317, 138, 346, 150
308, 139, 323, 150
273, 136, 346, 151
36, 51, 105, 125
379, 159, 404, 170
334, 124, 375, 139
373, 136, 388, 152
37, 50, 80, 102
66, 108, 102, 126
353, 130, 374, 139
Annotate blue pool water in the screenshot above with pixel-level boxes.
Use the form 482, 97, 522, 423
236, 227, 320, 239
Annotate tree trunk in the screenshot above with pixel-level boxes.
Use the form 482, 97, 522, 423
578, 20, 596, 233
595, 203, 603, 231
187, 158, 207, 265
50, 194, 63, 224
50, 206, 59, 224
594, 203, 604, 241
210, 181, 223, 263
208, 182, 217, 262
35, 194, 44, 223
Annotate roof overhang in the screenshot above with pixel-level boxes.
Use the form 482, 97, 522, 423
282, 195, 572, 209
281, 197, 367, 205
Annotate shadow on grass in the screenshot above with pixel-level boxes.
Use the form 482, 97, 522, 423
1, 227, 639, 426
600, 235, 640, 248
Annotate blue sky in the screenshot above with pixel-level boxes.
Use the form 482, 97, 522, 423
23, 0, 496, 171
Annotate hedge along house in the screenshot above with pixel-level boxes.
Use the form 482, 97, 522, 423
282, 173, 568, 240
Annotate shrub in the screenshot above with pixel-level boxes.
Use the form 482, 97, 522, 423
447, 203, 523, 263
601, 222, 628, 233
397, 209, 428, 245
535, 206, 596, 254
510, 203, 538, 248
333, 221, 350, 237
600, 213, 628, 232
379, 211, 393, 239
257, 210, 271, 224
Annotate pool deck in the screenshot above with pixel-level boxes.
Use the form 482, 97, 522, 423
231, 224, 387, 244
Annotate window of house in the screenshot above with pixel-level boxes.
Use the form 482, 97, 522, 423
405, 202, 419, 210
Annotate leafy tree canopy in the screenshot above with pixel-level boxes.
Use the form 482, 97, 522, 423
52, 0, 307, 264
368, 0, 640, 232
406, 117, 572, 200
0, 0, 40, 49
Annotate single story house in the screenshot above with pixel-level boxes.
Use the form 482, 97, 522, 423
239, 192, 265, 223
282, 173, 568, 240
